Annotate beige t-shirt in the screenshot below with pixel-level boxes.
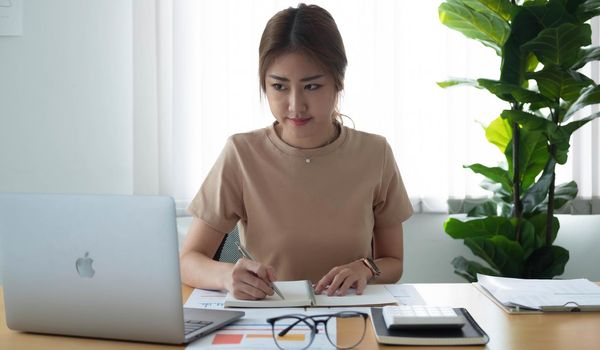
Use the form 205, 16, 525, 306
188, 123, 413, 282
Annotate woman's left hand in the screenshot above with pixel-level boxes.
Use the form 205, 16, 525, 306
314, 259, 373, 296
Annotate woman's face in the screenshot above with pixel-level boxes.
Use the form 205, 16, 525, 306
265, 51, 338, 149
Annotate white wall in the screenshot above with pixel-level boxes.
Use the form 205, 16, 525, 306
0, 0, 133, 194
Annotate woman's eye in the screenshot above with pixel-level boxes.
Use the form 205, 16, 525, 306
272, 84, 286, 91
305, 84, 321, 91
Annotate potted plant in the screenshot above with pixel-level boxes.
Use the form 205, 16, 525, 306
438, 0, 600, 281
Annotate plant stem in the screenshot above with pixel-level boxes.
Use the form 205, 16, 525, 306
511, 103, 522, 242
546, 153, 556, 245
546, 108, 559, 246
512, 121, 522, 242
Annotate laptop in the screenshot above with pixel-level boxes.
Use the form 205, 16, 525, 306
0, 193, 244, 344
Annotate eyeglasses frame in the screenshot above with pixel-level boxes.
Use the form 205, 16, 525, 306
266, 311, 369, 350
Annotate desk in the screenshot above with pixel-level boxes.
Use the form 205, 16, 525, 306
2, 283, 600, 349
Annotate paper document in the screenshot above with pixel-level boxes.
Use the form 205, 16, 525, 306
186, 309, 336, 349
185, 289, 226, 309
477, 274, 600, 311
384, 284, 426, 305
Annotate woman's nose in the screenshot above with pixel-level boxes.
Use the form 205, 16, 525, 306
288, 89, 307, 113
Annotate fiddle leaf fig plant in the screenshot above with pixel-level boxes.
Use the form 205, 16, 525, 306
438, 0, 600, 282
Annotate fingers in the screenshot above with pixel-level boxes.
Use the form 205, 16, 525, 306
315, 260, 371, 296
327, 270, 356, 296
314, 268, 337, 294
230, 258, 276, 300
354, 275, 368, 295
265, 266, 278, 284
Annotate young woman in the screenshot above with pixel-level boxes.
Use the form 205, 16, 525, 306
180, 3, 412, 300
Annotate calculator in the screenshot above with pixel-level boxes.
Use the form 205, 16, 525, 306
382, 305, 466, 330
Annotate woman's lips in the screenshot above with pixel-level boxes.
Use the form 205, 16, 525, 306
288, 117, 312, 126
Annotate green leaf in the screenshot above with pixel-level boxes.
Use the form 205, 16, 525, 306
553, 140, 571, 164
501, 37, 528, 85
526, 66, 594, 101
500, 0, 578, 83
572, 46, 600, 70
564, 85, 600, 120
522, 23, 592, 68
439, 1, 510, 55
524, 132, 550, 190
563, 0, 589, 14
575, 0, 600, 21
501, 110, 553, 133
521, 158, 556, 213
527, 213, 560, 245
535, 181, 579, 211
547, 114, 600, 163
518, 218, 539, 259
486, 116, 512, 153
523, 245, 569, 278
553, 181, 578, 209
437, 78, 478, 88
451, 256, 499, 282
465, 235, 524, 277
464, 163, 512, 190
500, 7, 542, 85
478, 79, 553, 104
479, 179, 503, 193
523, 1, 577, 29
467, 200, 499, 217
444, 216, 515, 240
500, 112, 551, 189
461, 0, 516, 20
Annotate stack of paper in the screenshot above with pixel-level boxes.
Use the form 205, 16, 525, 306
476, 274, 600, 312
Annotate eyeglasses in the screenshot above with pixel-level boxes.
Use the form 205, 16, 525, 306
266, 311, 368, 350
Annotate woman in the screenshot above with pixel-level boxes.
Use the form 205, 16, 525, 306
180, 3, 412, 300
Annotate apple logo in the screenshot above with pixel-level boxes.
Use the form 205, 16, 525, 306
76, 252, 95, 278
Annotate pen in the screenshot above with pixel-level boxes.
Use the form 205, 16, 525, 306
235, 242, 285, 300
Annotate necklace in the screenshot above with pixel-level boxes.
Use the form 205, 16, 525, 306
300, 124, 340, 164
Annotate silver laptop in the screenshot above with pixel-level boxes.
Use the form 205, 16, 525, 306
0, 193, 243, 344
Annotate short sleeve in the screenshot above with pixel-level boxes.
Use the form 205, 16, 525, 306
187, 137, 244, 233
373, 140, 413, 229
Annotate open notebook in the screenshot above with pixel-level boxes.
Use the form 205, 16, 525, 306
224, 280, 397, 308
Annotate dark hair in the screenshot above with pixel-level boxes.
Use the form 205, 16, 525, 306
258, 3, 347, 94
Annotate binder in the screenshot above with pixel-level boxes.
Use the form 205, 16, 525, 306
475, 274, 600, 314
370, 307, 489, 346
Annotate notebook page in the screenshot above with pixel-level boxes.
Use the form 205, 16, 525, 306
224, 280, 311, 308
314, 284, 397, 306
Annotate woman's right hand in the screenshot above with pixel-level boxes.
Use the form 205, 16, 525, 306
225, 258, 277, 300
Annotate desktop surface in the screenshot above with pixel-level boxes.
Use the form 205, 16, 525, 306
2, 283, 600, 349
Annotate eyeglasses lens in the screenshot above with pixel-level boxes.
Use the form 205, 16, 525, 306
271, 316, 314, 350
326, 312, 366, 349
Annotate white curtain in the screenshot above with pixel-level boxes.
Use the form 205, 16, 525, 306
134, 0, 600, 214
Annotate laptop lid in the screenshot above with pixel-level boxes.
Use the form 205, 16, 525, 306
0, 193, 242, 344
